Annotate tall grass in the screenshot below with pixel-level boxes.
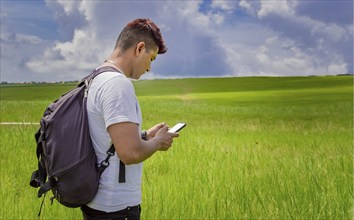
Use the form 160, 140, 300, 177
0, 76, 352, 219
139, 94, 352, 219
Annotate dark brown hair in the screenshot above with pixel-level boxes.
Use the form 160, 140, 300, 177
115, 18, 167, 54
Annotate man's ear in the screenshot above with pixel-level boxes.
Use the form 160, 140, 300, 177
136, 42, 145, 55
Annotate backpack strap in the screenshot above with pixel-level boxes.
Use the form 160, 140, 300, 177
30, 128, 47, 189
82, 66, 121, 83
97, 145, 126, 183
97, 145, 116, 175
89, 67, 127, 183
119, 160, 126, 183
38, 181, 52, 197
91, 66, 120, 79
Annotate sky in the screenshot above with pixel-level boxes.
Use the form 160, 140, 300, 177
0, 0, 353, 83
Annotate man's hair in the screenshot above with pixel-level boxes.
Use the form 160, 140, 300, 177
115, 18, 167, 54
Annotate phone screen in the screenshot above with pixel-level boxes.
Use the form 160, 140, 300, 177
168, 123, 186, 133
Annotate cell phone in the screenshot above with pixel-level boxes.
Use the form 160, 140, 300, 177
168, 122, 186, 133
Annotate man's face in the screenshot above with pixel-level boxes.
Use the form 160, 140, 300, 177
132, 45, 159, 80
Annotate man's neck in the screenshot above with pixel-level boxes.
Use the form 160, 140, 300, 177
106, 50, 132, 78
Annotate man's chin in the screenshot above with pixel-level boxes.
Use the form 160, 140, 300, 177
135, 73, 145, 80
131, 75, 141, 80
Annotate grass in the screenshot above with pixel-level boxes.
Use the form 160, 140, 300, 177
0, 76, 353, 219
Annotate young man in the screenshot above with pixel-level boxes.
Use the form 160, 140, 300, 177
81, 18, 179, 220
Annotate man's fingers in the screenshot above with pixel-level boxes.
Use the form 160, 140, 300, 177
161, 124, 169, 131
157, 122, 166, 129
169, 132, 179, 138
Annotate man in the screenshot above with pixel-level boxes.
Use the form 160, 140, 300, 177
81, 18, 179, 220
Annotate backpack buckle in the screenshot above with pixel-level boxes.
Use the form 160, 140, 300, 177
106, 150, 115, 156
100, 160, 109, 168
30, 170, 40, 188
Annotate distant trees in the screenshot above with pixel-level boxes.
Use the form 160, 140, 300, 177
0, 81, 79, 85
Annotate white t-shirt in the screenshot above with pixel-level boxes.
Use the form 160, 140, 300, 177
86, 70, 143, 212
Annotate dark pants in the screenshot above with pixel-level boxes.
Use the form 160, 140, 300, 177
81, 205, 141, 220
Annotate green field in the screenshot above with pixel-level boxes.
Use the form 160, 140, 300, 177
0, 76, 353, 219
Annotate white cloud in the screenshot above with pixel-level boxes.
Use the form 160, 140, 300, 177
221, 0, 353, 75
26, 1, 110, 80
309, 19, 352, 43
257, 0, 297, 18
15, 34, 42, 44
1, 0, 352, 82
0, 27, 53, 82
239, 0, 256, 15
245, 0, 352, 45
26, 28, 104, 75
78, 0, 95, 22
52, 0, 95, 21
328, 62, 347, 74
216, 22, 349, 77
211, 0, 237, 11
54, 0, 80, 15
0, 29, 11, 42
173, 0, 225, 32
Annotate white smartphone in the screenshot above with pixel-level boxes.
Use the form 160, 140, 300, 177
168, 122, 187, 133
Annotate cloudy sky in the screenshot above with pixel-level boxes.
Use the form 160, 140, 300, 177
1, 0, 353, 82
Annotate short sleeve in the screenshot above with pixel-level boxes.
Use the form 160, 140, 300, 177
95, 76, 140, 129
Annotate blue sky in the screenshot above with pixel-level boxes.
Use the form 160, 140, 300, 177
1, 0, 353, 82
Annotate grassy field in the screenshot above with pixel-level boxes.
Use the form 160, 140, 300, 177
0, 76, 353, 219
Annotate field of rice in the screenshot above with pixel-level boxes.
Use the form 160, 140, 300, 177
0, 76, 352, 219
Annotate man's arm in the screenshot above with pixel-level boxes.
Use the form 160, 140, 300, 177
107, 122, 178, 165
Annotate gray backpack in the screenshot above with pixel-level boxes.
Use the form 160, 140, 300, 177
29, 67, 126, 213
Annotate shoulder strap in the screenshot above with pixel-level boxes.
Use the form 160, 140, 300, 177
92, 66, 120, 79
89, 67, 126, 183
119, 160, 126, 183
97, 145, 126, 183
83, 66, 121, 83
97, 145, 115, 175
82, 66, 121, 97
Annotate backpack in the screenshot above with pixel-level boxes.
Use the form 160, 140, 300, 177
29, 66, 126, 211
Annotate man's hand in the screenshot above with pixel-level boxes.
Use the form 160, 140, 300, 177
146, 122, 166, 140
153, 124, 179, 151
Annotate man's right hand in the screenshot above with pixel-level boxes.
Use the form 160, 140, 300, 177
154, 124, 179, 151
